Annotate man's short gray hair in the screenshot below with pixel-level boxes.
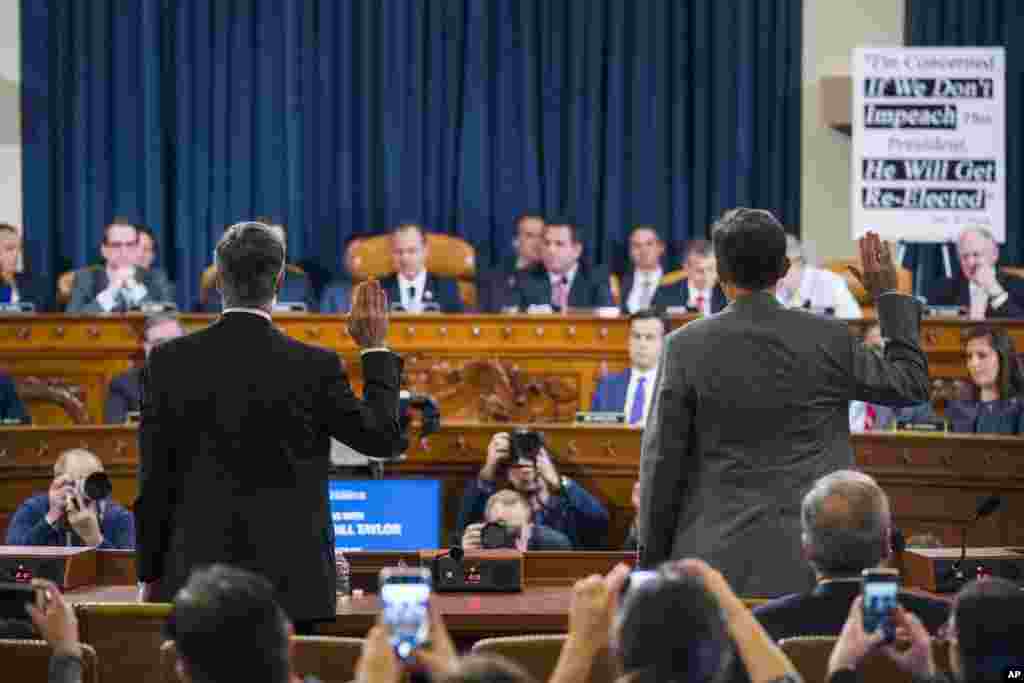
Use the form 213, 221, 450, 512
214, 222, 286, 309
801, 470, 890, 577
958, 225, 997, 245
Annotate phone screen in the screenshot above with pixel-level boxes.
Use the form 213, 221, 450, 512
862, 574, 899, 635
381, 579, 430, 659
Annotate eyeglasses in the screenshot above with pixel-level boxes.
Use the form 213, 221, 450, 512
105, 240, 139, 250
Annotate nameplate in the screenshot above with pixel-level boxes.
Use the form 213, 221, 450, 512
576, 411, 626, 424
0, 303, 34, 313
273, 302, 308, 313
896, 421, 947, 432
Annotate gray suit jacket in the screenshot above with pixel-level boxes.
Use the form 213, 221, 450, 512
639, 291, 929, 597
67, 266, 174, 313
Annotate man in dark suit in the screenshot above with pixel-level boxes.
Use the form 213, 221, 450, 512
590, 310, 667, 426
475, 213, 545, 313
378, 223, 464, 313
67, 221, 175, 313
517, 221, 613, 311
650, 239, 727, 314
0, 223, 49, 311
136, 221, 402, 630
104, 314, 186, 423
753, 470, 949, 639
639, 209, 930, 597
618, 226, 666, 314
929, 225, 1024, 318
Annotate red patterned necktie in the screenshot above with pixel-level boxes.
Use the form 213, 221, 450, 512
865, 404, 877, 431
695, 294, 705, 313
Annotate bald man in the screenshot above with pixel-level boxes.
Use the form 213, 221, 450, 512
930, 226, 1024, 319
5, 449, 135, 548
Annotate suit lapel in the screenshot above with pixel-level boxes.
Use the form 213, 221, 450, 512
617, 369, 632, 409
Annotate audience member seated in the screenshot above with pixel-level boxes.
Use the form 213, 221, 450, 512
67, 220, 174, 313
623, 480, 640, 551
754, 470, 949, 641
590, 310, 667, 425
946, 324, 1024, 434
318, 237, 362, 314
516, 220, 613, 312
0, 371, 29, 424
776, 234, 862, 318
455, 431, 609, 549
849, 323, 936, 431
619, 225, 666, 313
104, 314, 186, 423
651, 238, 728, 314
461, 489, 572, 551
545, 560, 800, 683
476, 212, 545, 313
203, 219, 317, 312
0, 223, 48, 310
929, 225, 1024, 319
379, 223, 464, 313
827, 577, 1023, 683
5, 448, 135, 549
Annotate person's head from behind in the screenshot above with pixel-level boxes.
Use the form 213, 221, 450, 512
254, 216, 288, 245
629, 310, 668, 372
629, 226, 664, 273
514, 213, 545, 268
948, 578, 1024, 682
484, 489, 532, 532
963, 325, 1023, 400
957, 226, 999, 283
711, 209, 789, 300
391, 223, 428, 280
215, 222, 286, 310
136, 224, 157, 270
0, 223, 19, 279
685, 239, 717, 291
542, 221, 583, 276
102, 220, 142, 271
143, 314, 186, 358
169, 565, 291, 683
616, 568, 733, 683
801, 470, 891, 579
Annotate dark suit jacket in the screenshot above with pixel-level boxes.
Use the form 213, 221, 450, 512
379, 273, 464, 313
516, 264, 614, 311
319, 279, 353, 314
0, 373, 28, 424
753, 579, 950, 640
67, 266, 174, 313
475, 268, 531, 313
640, 292, 929, 597
202, 270, 317, 312
1, 272, 50, 311
105, 368, 141, 424
650, 278, 728, 314
136, 311, 402, 621
591, 370, 630, 412
929, 272, 1024, 318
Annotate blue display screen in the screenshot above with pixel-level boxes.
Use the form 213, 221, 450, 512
328, 479, 441, 551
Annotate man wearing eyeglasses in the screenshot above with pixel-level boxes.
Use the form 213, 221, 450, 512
67, 221, 174, 313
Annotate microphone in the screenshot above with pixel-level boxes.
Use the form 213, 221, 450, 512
942, 494, 1002, 591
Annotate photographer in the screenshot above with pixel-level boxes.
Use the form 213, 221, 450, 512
5, 448, 135, 549
454, 431, 609, 549
461, 490, 571, 551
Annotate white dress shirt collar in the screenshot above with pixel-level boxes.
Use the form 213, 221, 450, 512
627, 267, 663, 313
549, 264, 579, 290
398, 270, 429, 309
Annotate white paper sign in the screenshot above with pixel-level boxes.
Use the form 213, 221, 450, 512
852, 47, 1005, 243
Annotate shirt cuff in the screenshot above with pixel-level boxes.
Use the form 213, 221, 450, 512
360, 348, 391, 355
127, 282, 148, 303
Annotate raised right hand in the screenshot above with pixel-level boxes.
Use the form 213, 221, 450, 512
849, 232, 899, 300
347, 278, 389, 348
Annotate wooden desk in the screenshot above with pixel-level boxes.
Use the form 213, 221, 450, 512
0, 313, 1015, 423
2, 424, 1022, 550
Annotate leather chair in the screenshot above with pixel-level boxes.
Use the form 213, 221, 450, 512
161, 636, 366, 683
610, 268, 687, 307
471, 634, 619, 683
199, 263, 307, 308
823, 259, 913, 305
779, 635, 950, 683
0, 639, 99, 683
75, 602, 173, 683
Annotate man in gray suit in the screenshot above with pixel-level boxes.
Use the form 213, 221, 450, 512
639, 209, 929, 597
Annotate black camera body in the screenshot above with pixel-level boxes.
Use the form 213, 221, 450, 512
480, 521, 520, 550
76, 471, 112, 503
508, 430, 543, 462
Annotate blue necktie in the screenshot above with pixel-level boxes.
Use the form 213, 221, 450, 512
629, 376, 647, 425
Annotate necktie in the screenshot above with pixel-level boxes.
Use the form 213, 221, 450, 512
629, 376, 647, 425
638, 278, 653, 310
695, 293, 706, 314
865, 404, 878, 431
407, 285, 416, 311
552, 277, 569, 310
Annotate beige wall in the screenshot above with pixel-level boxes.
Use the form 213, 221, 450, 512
0, 1, 20, 227
801, 0, 904, 262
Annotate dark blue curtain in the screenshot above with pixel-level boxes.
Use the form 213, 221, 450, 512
904, 0, 1024, 296
22, 0, 802, 310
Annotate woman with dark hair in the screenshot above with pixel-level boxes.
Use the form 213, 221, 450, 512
946, 325, 1024, 434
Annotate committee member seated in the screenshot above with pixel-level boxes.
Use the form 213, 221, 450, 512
319, 237, 363, 314
203, 219, 317, 312
516, 220, 613, 312
5, 448, 135, 548
379, 223, 464, 313
476, 212, 545, 313
0, 372, 28, 424
826, 577, 1024, 683
461, 489, 572, 551
455, 431, 608, 549
944, 324, 1024, 434
67, 220, 174, 313
849, 323, 936, 431
650, 238, 728, 314
104, 314, 186, 423
619, 225, 666, 313
929, 225, 1024, 319
0, 223, 48, 310
590, 310, 666, 425
776, 233, 862, 318
753, 470, 949, 640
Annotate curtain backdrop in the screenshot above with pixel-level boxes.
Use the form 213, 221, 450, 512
904, 0, 1024, 296
22, 0, 802, 310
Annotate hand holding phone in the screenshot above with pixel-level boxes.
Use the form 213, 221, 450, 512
861, 568, 900, 639
379, 567, 431, 660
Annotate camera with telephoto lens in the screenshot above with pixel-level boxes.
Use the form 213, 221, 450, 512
495, 430, 545, 478
75, 471, 112, 503
479, 521, 520, 549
